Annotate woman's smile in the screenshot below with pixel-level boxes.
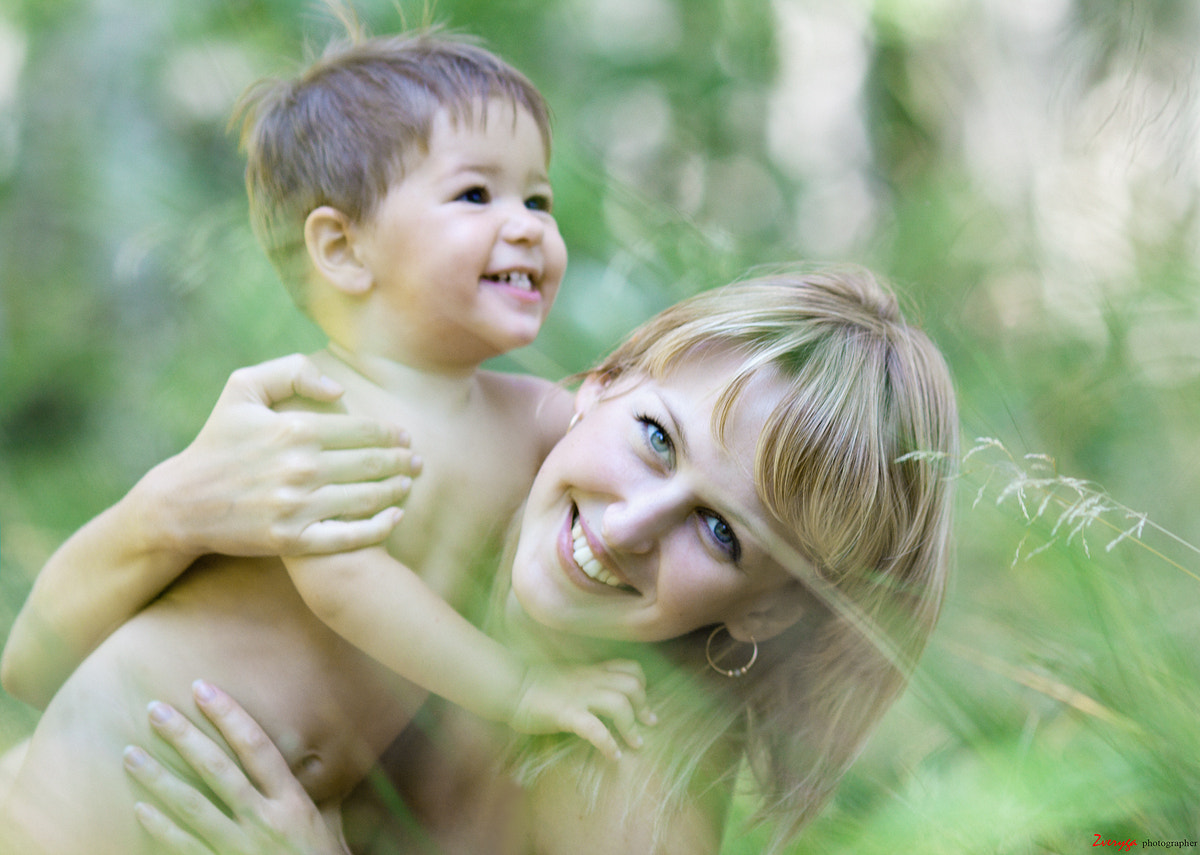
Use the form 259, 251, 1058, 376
511, 351, 806, 643
561, 506, 638, 593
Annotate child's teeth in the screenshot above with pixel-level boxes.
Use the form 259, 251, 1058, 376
488, 272, 533, 290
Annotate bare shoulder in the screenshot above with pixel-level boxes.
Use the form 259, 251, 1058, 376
478, 371, 573, 458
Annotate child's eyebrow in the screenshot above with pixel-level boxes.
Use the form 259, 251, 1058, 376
445, 160, 502, 177
444, 161, 551, 185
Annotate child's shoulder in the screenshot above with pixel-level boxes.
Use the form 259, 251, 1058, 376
478, 371, 573, 454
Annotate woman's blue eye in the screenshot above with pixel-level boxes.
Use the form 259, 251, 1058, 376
638, 416, 673, 460
458, 186, 488, 204
704, 513, 733, 544
648, 425, 670, 453
702, 511, 741, 559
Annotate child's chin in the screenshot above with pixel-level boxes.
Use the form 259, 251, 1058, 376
503, 323, 544, 349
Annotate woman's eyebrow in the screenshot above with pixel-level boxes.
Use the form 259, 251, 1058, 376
659, 397, 690, 458
657, 387, 782, 545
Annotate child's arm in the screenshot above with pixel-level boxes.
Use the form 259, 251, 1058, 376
0, 355, 416, 708
286, 548, 649, 759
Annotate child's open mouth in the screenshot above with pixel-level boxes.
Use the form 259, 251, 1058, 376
483, 271, 535, 291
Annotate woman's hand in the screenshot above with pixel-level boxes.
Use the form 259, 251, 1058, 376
140, 353, 420, 559
1, 354, 419, 709
123, 681, 349, 855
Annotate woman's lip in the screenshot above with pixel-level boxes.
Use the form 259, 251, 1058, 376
557, 506, 637, 595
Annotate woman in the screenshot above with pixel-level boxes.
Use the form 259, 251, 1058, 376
8, 267, 959, 853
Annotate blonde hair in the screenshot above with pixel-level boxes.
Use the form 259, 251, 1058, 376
509, 266, 957, 850
232, 24, 551, 302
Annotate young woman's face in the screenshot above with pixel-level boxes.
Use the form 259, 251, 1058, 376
511, 351, 808, 643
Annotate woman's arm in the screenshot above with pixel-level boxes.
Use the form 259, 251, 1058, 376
1, 354, 418, 708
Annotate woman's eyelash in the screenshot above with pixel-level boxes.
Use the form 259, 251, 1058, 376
635, 413, 673, 458
701, 511, 742, 563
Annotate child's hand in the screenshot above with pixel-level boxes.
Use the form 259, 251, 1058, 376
509, 660, 657, 761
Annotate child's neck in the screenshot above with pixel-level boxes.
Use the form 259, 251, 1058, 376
325, 340, 482, 410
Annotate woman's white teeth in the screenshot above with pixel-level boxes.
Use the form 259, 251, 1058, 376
572, 518, 621, 588
488, 271, 533, 290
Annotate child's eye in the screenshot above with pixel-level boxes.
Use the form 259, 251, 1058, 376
525, 193, 552, 213
637, 415, 674, 466
457, 186, 489, 204
700, 511, 741, 561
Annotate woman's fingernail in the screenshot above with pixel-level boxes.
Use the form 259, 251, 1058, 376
148, 701, 173, 724
193, 679, 216, 703
123, 745, 148, 769
318, 376, 342, 396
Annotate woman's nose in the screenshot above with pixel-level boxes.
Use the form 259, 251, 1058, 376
601, 486, 685, 554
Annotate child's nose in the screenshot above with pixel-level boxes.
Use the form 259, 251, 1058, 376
500, 203, 544, 244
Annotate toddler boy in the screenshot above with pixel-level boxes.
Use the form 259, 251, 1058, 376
0, 26, 645, 855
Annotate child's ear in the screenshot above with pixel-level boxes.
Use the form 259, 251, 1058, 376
305, 206, 373, 296
725, 581, 814, 643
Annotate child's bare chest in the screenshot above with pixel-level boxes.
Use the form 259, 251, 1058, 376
341, 382, 542, 609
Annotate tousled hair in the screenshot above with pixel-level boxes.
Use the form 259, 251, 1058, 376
508, 266, 958, 851
232, 25, 551, 304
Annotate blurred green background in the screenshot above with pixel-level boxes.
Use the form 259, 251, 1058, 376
2, 0, 1198, 851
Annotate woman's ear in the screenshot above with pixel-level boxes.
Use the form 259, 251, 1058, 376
725, 581, 814, 642
305, 206, 373, 296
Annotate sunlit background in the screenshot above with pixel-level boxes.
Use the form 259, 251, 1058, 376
2, 0, 1198, 851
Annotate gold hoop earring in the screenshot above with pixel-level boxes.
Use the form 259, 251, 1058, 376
567, 412, 582, 432
705, 625, 758, 678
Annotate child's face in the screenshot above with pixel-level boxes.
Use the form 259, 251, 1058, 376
355, 98, 566, 367
510, 351, 810, 643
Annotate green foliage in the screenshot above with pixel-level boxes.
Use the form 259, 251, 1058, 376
2, 0, 1199, 850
